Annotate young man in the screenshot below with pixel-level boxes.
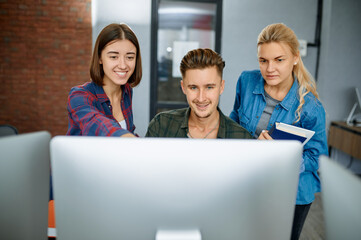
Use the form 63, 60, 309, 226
146, 48, 252, 139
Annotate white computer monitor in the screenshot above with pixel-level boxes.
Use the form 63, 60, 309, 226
0, 131, 51, 240
50, 137, 302, 240
320, 156, 361, 240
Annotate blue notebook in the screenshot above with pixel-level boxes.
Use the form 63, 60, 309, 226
269, 122, 315, 146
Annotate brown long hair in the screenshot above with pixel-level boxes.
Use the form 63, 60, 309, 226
90, 23, 142, 87
257, 23, 319, 122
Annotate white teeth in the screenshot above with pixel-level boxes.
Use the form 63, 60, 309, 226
115, 71, 126, 76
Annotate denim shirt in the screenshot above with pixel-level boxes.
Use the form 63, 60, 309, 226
230, 70, 328, 204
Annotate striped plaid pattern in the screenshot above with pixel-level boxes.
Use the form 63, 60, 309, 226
66, 82, 135, 136
146, 107, 253, 139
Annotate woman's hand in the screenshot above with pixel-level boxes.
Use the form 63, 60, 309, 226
121, 133, 137, 138
258, 130, 273, 140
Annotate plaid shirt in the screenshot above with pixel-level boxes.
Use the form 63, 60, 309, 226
67, 82, 135, 136
146, 107, 253, 139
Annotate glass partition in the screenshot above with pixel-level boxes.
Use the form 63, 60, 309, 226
150, 0, 222, 118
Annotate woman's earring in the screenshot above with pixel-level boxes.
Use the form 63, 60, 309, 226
294, 62, 297, 65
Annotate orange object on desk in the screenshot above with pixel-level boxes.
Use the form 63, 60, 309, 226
48, 200, 56, 238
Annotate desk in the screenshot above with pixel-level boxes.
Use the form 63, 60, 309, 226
328, 121, 361, 160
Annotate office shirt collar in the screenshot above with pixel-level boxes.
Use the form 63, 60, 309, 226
253, 74, 299, 111
92, 82, 131, 103
181, 108, 191, 130
216, 108, 228, 138
181, 107, 227, 138
280, 79, 299, 111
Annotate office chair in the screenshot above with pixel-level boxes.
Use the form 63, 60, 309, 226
0, 124, 18, 136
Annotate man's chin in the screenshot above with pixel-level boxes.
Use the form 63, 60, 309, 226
193, 111, 212, 119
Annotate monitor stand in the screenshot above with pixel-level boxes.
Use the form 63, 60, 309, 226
346, 102, 361, 126
156, 230, 201, 240
346, 102, 358, 126
346, 87, 361, 126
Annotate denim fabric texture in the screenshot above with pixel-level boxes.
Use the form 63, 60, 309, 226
230, 70, 328, 204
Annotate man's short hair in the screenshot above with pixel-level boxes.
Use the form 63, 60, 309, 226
179, 48, 225, 78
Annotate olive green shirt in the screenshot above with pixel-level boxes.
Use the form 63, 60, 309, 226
146, 107, 253, 139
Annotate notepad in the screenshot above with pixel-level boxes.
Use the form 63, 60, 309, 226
269, 122, 315, 146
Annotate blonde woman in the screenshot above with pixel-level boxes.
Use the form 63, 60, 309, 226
230, 23, 328, 240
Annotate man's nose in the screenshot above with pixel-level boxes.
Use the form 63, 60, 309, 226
198, 89, 205, 101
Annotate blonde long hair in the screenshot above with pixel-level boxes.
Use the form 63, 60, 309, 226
257, 23, 319, 122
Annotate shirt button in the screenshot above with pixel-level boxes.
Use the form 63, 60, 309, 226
256, 116, 259, 118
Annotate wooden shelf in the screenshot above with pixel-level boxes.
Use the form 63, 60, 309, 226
328, 121, 361, 160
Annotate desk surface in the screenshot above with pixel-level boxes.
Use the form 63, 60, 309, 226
331, 121, 361, 135
329, 121, 361, 160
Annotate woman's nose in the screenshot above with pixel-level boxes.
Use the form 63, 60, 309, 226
117, 58, 126, 68
267, 62, 274, 72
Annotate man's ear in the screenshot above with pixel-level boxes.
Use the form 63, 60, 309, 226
180, 80, 186, 94
220, 79, 225, 95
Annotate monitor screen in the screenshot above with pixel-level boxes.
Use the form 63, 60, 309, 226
320, 156, 361, 240
51, 137, 302, 240
0, 131, 51, 240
